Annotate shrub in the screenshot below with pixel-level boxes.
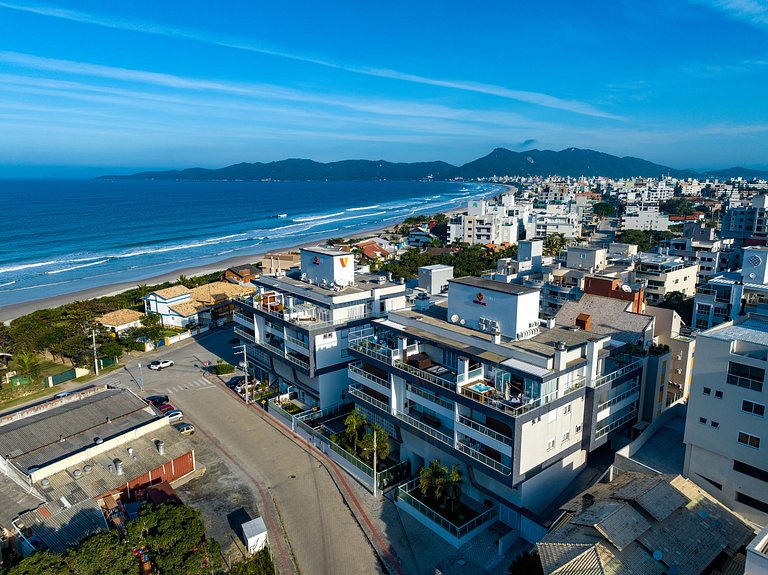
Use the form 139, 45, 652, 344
211, 363, 235, 375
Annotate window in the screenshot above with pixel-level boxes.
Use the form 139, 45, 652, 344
697, 473, 723, 490
711, 421, 720, 429
736, 492, 768, 514
546, 437, 555, 451
715, 390, 723, 399
727, 362, 764, 392
738, 431, 761, 449
575, 424, 582, 434
742, 400, 766, 417
563, 405, 571, 414
562, 431, 570, 442
703, 387, 711, 395
699, 417, 707, 425
734, 460, 768, 483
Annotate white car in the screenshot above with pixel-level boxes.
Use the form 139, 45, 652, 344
148, 359, 174, 370
165, 410, 183, 422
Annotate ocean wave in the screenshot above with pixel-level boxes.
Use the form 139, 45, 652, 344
0, 280, 15, 288
347, 204, 380, 211
293, 211, 345, 223
110, 241, 212, 259
47, 259, 109, 275
0, 260, 59, 274
205, 233, 248, 243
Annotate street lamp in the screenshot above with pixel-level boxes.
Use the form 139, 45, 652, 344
137, 362, 144, 392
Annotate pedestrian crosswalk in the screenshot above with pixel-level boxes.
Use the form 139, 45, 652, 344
166, 378, 217, 394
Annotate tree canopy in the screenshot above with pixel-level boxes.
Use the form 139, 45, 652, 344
616, 229, 676, 252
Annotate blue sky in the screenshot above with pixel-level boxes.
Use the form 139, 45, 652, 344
0, 0, 767, 176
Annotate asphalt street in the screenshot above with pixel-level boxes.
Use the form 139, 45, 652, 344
119, 328, 384, 575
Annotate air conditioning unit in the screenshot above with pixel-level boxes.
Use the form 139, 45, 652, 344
675, 368, 683, 374
675, 353, 682, 361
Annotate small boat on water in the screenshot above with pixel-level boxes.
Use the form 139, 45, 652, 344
277, 213, 288, 218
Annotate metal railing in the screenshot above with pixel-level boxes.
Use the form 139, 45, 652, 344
285, 353, 310, 370
238, 296, 374, 331
349, 386, 454, 448
234, 326, 255, 343
349, 362, 390, 392
393, 360, 456, 392
457, 415, 513, 446
597, 384, 640, 412
407, 384, 455, 411
595, 405, 637, 439
593, 359, 644, 388
397, 478, 498, 539
233, 311, 253, 325
455, 441, 512, 475
285, 334, 310, 350
349, 339, 401, 365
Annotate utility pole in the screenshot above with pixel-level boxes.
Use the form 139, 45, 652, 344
91, 330, 99, 376
373, 427, 378, 498
137, 362, 144, 392
234, 344, 249, 403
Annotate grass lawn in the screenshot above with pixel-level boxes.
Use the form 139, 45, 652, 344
0, 382, 54, 411
282, 402, 304, 415
38, 360, 72, 377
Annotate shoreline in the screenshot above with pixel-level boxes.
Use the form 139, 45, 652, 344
0, 204, 474, 323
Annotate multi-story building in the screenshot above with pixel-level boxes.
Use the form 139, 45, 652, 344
722, 193, 768, 245
693, 246, 768, 331
632, 254, 698, 305
665, 222, 737, 282
621, 202, 670, 231
683, 313, 768, 527
233, 247, 408, 408
447, 195, 519, 246
530, 211, 581, 239
346, 275, 645, 538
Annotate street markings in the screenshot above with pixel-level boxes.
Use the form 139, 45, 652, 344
166, 378, 217, 394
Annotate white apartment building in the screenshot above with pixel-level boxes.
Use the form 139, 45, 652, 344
530, 211, 581, 239
683, 313, 768, 527
233, 247, 408, 408
693, 246, 768, 331
447, 195, 520, 245
665, 222, 737, 283
347, 276, 645, 543
621, 202, 670, 231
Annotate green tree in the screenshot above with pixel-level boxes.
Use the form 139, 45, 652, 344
360, 424, 390, 463
343, 408, 367, 453
126, 504, 221, 575
14, 352, 41, 382
592, 202, 616, 218
542, 233, 568, 257
419, 459, 448, 500
64, 529, 136, 575
99, 339, 124, 361
7, 550, 70, 575
660, 197, 694, 216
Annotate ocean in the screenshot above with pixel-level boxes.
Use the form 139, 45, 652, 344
0, 179, 505, 307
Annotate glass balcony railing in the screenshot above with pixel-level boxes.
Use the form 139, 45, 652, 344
234, 326, 255, 343
455, 441, 512, 475
285, 334, 310, 350
348, 362, 390, 393
593, 359, 644, 388
457, 415, 513, 446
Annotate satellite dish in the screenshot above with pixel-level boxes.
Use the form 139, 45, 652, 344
621, 284, 632, 293
450, 314, 459, 323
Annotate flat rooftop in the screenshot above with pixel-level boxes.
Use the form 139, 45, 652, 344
705, 315, 768, 346
630, 416, 686, 475
255, 270, 402, 304
0, 388, 158, 474
448, 276, 540, 295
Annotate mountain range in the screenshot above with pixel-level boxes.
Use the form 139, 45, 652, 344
99, 148, 768, 181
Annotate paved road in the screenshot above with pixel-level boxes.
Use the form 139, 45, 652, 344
125, 329, 385, 575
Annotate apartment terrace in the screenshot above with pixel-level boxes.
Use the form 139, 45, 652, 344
234, 293, 373, 331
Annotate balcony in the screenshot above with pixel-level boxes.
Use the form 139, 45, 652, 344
457, 415, 513, 446
455, 439, 511, 475
236, 296, 373, 331
233, 311, 253, 326
593, 359, 644, 388
285, 334, 310, 350
234, 326, 255, 343
348, 362, 390, 394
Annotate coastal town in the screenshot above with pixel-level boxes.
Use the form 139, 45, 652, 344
2, 174, 768, 574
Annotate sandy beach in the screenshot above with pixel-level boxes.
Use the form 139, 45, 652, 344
0, 207, 470, 323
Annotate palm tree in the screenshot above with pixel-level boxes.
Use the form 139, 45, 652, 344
419, 459, 448, 500
136, 283, 150, 301
543, 233, 568, 257
360, 425, 390, 462
344, 408, 367, 453
445, 465, 463, 512
14, 352, 41, 382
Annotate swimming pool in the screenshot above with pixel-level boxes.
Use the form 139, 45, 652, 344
467, 382, 493, 394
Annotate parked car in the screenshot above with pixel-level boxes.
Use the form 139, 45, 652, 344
157, 403, 175, 414
173, 422, 195, 436
148, 359, 174, 370
145, 395, 169, 407
165, 410, 183, 423
228, 376, 244, 389
52, 391, 72, 400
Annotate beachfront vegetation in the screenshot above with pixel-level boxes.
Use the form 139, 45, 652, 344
383, 243, 518, 280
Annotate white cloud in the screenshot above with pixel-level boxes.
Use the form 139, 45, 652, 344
694, 0, 768, 27
0, 1, 620, 119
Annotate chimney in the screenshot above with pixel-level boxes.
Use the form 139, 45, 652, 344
114, 458, 124, 476
575, 313, 591, 331
156, 440, 165, 456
